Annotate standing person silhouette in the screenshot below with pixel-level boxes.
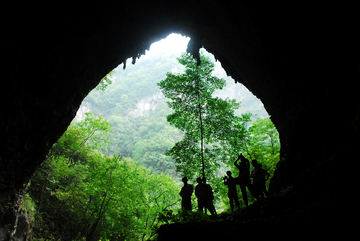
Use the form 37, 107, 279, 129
224, 171, 240, 212
250, 160, 270, 199
258, 164, 270, 197
202, 177, 217, 215
179, 177, 193, 211
234, 153, 251, 207
195, 177, 206, 212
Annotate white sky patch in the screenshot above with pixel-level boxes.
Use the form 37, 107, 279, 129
148, 33, 190, 55
124, 33, 190, 65
171, 66, 179, 74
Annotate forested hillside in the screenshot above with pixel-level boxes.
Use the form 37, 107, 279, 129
77, 49, 269, 177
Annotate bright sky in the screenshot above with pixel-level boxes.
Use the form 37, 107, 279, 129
146, 33, 190, 56
122, 33, 190, 65
122, 33, 229, 78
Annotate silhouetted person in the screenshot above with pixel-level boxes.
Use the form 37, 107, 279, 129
234, 153, 251, 207
179, 177, 193, 211
195, 177, 206, 212
259, 164, 270, 196
202, 177, 217, 215
250, 160, 270, 199
224, 171, 240, 212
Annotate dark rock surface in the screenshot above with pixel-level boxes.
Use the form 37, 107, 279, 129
1, 0, 357, 239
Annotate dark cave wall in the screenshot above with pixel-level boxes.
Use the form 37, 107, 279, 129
193, 1, 360, 193
1, 1, 358, 239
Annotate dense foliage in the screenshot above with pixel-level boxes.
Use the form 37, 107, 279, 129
28, 114, 180, 240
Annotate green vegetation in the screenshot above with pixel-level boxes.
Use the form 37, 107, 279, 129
23, 47, 280, 240
28, 114, 180, 240
95, 70, 115, 91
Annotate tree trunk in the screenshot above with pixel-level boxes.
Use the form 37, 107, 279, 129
196, 68, 205, 179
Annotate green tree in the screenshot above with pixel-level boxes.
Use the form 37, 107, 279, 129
157, 52, 248, 182
243, 117, 280, 176
95, 70, 115, 91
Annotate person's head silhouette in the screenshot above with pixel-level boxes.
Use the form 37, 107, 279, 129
226, 171, 232, 177
252, 159, 258, 167
182, 177, 188, 184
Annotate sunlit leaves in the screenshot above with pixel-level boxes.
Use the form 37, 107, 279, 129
95, 70, 115, 91
29, 114, 180, 240
245, 118, 280, 175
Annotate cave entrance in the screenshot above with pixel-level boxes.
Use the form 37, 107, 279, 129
71, 32, 279, 204
23, 32, 281, 239
76, 32, 274, 168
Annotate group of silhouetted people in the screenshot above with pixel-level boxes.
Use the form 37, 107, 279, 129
226, 153, 270, 212
180, 153, 270, 214
179, 176, 217, 215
